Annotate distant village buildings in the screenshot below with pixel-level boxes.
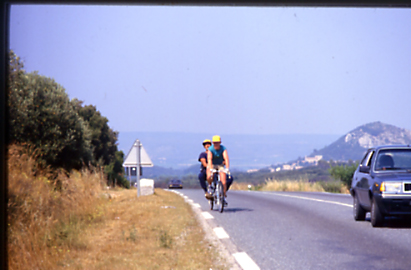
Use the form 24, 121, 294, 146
303, 155, 323, 165
247, 155, 324, 173
272, 155, 323, 171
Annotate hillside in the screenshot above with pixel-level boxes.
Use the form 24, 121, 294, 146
311, 122, 411, 161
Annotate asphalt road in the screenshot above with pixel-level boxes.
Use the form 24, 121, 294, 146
174, 189, 411, 270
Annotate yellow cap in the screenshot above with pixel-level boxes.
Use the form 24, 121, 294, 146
202, 139, 211, 145
212, 135, 221, 142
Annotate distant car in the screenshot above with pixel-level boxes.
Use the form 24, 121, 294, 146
350, 145, 411, 227
168, 179, 183, 189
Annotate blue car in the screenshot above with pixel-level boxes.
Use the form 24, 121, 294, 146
350, 145, 411, 227
168, 179, 183, 189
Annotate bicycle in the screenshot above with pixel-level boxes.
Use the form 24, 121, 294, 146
208, 168, 227, 213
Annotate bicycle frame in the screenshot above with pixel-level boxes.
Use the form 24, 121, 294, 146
210, 168, 225, 213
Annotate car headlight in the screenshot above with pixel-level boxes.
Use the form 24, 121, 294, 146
380, 182, 402, 193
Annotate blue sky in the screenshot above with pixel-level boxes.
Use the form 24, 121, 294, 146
9, 5, 411, 136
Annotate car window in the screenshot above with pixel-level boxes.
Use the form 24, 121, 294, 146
375, 149, 411, 171
361, 150, 374, 167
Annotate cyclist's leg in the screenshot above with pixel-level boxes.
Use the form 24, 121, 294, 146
219, 170, 227, 197
206, 169, 213, 184
198, 171, 207, 193
226, 174, 233, 191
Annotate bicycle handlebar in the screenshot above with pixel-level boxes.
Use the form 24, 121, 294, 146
210, 168, 230, 175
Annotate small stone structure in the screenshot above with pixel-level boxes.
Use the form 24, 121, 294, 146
139, 178, 154, 196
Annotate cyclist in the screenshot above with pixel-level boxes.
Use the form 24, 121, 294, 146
198, 139, 211, 198
206, 135, 230, 203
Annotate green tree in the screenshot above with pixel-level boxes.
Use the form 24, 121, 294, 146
105, 150, 128, 187
8, 51, 93, 171
328, 162, 358, 189
73, 101, 118, 167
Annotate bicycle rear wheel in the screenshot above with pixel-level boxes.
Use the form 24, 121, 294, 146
217, 181, 224, 213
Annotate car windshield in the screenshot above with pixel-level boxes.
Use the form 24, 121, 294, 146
375, 149, 411, 171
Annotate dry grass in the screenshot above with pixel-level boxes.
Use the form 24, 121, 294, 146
70, 189, 226, 270
229, 182, 254, 191
7, 144, 227, 270
8, 145, 106, 270
261, 178, 349, 193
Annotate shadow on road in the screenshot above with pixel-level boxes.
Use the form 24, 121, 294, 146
365, 217, 411, 229
214, 207, 253, 213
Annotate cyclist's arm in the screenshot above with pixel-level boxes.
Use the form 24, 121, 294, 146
207, 150, 213, 170
200, 157, 207, 168
223, 150, 230, 171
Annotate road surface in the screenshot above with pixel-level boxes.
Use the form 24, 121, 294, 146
172, 189, 411, 270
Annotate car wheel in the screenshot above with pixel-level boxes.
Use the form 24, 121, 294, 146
371, 198, 384, 227
353, 194, 366, 221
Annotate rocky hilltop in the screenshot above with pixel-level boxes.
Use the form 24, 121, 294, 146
311, 122, 411, 161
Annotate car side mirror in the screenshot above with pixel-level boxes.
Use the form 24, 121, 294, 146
359, 165, 370, 173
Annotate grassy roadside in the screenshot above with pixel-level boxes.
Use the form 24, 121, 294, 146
59, 188, 229, 270
7, 145, 230, 270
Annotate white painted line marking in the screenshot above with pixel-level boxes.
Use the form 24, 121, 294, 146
183, 196, 188, 199
187, 199, 193, 203
266, 192, 352, 207
213, 227, 229, 239
193, 203, 201, 208
201, 212, 214, 219
233, 252, 260, 270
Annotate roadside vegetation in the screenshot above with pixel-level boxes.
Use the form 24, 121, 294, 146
259, 178, 349, 193
8, 145, 227, 269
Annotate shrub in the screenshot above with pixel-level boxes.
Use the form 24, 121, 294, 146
328, 162, 358, 189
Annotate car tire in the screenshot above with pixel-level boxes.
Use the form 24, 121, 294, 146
353, 194, 366, 221
371, 198, 384, 227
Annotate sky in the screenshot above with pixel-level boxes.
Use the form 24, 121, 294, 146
9, 5, 411, 136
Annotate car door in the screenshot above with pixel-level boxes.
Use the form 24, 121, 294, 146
354, 150, 374, 208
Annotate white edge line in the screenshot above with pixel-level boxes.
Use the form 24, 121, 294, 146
233, 252, 261, 270
165, 189, 255, 270
264, 192, 353, 207
201, 211, 214, 219
213, 227, 229, 239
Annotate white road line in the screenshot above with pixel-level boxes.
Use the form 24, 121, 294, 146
266, 192, 353, 207
201, 212, 214, 219
193, 203, 201, 208
233, 252, 260, 270
213, 227, 229, 239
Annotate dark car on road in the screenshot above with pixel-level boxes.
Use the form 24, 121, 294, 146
168, 179, 183, 189
350, 145, 411, 227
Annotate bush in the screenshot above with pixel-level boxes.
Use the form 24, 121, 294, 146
318, 180, 348, 193
328, 162, 358, 189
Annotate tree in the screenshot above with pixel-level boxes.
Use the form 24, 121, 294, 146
8, 51, 93, 171
73, 100, 118, 167
104, 150, 128, 187
8, 51, 126, 182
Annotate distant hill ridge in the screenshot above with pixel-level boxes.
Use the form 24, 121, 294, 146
311, 122, 411, 161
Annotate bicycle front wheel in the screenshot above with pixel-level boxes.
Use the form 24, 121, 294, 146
217, 181, 224, 213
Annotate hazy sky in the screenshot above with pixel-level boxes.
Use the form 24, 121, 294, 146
9, 5, 411, 136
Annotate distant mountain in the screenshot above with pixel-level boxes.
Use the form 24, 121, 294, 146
311, 122, 411, 161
